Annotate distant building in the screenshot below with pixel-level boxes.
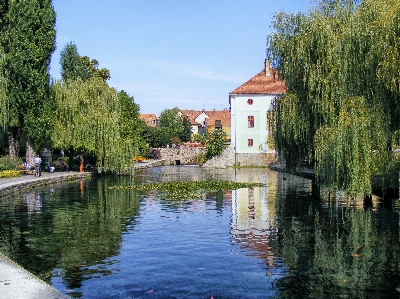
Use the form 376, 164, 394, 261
139, 114, 159, 127
180, 109, 231, 141
228, 59, 286, 165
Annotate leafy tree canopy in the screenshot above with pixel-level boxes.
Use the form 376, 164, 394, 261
158, 107, 184, 146
60, 42, 110, 82
267, 0, 400, 196
52, 77, 139, 171
0, 0, 56, 154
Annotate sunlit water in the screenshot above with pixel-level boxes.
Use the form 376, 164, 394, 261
0, 166, 400, 298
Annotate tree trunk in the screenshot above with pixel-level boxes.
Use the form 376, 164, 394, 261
25, 139, 36, 166
8, 133, 19, 159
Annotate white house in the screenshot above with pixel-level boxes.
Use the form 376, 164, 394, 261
228, 60, 286, 165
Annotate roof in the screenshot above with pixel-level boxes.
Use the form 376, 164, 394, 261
180, 109, 231, 127
229, 69, 286, 95
139, 114, 158, 127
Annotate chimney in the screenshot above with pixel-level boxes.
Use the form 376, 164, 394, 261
264, 59, 271, 76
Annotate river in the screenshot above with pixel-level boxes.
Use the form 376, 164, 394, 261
0, 166, 399, 298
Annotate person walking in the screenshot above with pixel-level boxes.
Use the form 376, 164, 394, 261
79, 154, 84, 173
33, 155, 42, 177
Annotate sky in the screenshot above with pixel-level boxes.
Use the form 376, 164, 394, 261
50, 0, 315, 116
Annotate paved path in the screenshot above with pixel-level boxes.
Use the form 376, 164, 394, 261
0, 253, 70, 299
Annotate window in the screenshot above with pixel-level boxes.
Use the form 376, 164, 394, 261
247, 99, 253, 105
248, 116, 254, 128
248, 139, 253, 147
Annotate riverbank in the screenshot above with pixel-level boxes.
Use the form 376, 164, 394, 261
0, 159, 165, 197
0, 252, 70, 299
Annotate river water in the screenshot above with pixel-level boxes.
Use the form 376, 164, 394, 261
0, 166, 399, 298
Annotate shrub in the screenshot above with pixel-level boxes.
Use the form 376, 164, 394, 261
0, 170, 21, 178
146, 149, 161, 160
206, 129, 227, 159
0, 156, 23, 171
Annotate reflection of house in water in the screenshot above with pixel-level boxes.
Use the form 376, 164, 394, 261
230, 170, 279, 268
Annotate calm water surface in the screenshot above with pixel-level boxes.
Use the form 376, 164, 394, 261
0, 166, 399, 298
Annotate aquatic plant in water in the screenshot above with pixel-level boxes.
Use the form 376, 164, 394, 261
109, 180, 263, 199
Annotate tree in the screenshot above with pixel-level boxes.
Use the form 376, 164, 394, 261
142, 125, 162, 148
158, 107, 183, 145
178, 116, 192, 142
60, 42, 110, 82
0, 0, 56, 159
60, 42, 84, 82
267, 0, 400, 196
118, 90, 146, 153
206, 128, 227, 159
52, 77, 138, 171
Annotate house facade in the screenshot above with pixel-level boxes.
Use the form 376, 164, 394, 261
180, 109, 231, 141
229, 60, 286, 165
139, 114, 159, 127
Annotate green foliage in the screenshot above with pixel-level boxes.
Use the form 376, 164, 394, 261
118, 90, 146, 152
192, 133, 207, 145
109, 180, 262, 200
60, 42, 110, 82
178, 116, 192, 142
1, 0, 56, 150
142, 125, 162, 148
0, 155, 22, 171
80, 56, 111, 81
267, 0, 400, 195
158, 107, 183, 145
60, 42, 84, 82
52, 77, 139, 172
206, 129, 227, 159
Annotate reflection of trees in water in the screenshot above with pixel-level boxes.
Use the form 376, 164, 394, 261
272, 188, 400, 298
52, 177, 141, 289
0, 177, 142, 289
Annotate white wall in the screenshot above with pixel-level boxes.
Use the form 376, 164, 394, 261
230, 94, 277, 154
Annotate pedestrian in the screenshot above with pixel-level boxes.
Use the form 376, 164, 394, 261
33, 155, 42, 177
79, 154, 84, 172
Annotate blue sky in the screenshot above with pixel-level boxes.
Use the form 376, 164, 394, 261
50, 0, 314, 115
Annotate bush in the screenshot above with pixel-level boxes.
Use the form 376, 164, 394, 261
0, 170, 21, 178
0, 156, 23, 171
206, 129, 227, 159
146, 149, 161, 160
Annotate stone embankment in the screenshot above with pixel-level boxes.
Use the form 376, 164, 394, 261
159, 147, 206, 165
0, 172, 90, 197
202, 146, 277, 168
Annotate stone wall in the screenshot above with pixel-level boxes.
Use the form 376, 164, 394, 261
159, 147, 207, 165
159, 146, 277, 167
202, 146, 277, 168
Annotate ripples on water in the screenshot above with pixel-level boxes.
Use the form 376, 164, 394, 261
0, 166, 399, 298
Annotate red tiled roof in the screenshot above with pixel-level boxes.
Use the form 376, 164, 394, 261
180, 109, 231, 127
229, 69, 286, 95
139, 114, 158, 127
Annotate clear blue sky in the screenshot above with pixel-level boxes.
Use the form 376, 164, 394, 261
50, 0, 314, 115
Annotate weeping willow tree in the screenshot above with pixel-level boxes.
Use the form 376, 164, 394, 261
267, 0, 400, 196
52, 77, 139, 172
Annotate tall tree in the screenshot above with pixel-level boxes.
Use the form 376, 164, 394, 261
60, 42, 84, 82
178, 116, 192, 142
52, 77, 138, 172
60, 42, 110, 82
0, 0, 56, 160
118, 90, 146, 152
267, 0, 400, 196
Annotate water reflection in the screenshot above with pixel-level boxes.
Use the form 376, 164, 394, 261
0, 167, 399, 298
